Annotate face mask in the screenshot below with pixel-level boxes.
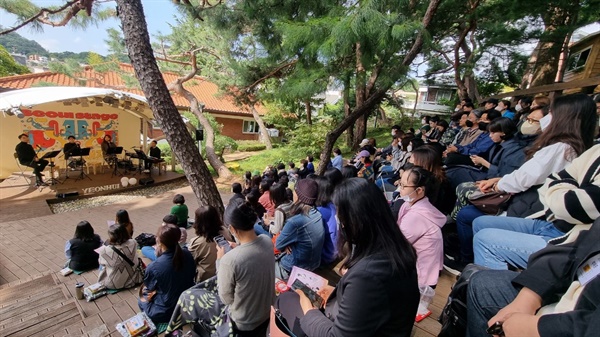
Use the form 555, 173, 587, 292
406, 145, 413, 152
391, 131, 396, 137
515, 104, 522, 111
495, 106, 503, 111
478, 122, 489, 132
454, 108, 460, 112
540, 113, 552, 131
520, 121, 541, 135
465, 120, 474, 128
400, 189, 418, 203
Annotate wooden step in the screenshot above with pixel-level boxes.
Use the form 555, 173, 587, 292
0, 274, 57, 305
1, 300, 81, 337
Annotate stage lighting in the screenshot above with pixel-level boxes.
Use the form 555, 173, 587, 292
5, 107, 24, 118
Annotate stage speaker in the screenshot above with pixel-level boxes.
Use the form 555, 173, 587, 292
139, 178, 154, 186
56, 191, 79, 198
195, 129, 204, 141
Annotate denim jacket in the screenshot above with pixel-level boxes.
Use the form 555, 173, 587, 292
456, 132, 495, 156
276, 208, 325, 272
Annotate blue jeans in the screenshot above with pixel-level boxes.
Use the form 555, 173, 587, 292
472, 216, 563, 270
456, 205, 485, 262
141, 246, 156, 262
467, 270, 519, 337
254, 224, 271, 237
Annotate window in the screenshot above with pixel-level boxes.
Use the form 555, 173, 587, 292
243, 120, 259, 134
567, 47, 591, 72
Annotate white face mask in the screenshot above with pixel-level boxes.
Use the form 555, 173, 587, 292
391, 131, 396, 137
495, 106, 503, 111
515, 104, 522, 111
400, 189, 418, 202
454, 108, 460, 112
540, 113, 552, 131
406, 145, 413, 152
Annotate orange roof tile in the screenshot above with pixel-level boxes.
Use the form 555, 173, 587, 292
0, 63, 264, 116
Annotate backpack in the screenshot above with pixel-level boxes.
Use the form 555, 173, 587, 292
438, 264, 488, 337
134, 233, 156, 247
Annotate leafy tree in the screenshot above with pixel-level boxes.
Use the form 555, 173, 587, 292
183, 0, 442, 173
0, 31, 48, 56
0, 44, 30, 76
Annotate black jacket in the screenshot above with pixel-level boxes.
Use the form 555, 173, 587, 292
512, 218, 600, 337
68, 235, 102, 271
15, 141, 36, 164
299, 252, 419, 337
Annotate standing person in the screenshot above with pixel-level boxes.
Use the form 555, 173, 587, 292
396, 167, 446, 288
15, 133, 48, 186
275, 179, 325, 279
65, 221, 103, 271
170, 194, 189, 228
277, 178, 419, 337
139, 224, 195, 324
116, 209, 134, 239
97, 224, 143, 290
331, 148, 343, 171
217, 202, 275, 336
188, 206, 233, 282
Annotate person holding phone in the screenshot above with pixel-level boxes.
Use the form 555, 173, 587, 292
187, 206, 233, 282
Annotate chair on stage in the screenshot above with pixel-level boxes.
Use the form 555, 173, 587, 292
13, 152, 34, 186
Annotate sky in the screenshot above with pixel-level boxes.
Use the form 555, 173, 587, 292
0, 0, 181, 55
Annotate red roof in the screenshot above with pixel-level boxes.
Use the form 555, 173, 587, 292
0, 63, 264, 116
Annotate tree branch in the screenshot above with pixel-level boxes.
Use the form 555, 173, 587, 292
401, 0, 442, 67
243, 59, 298, 92
0, 0, 80, 35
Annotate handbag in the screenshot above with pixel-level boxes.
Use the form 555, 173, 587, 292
110, 245, 144, 285
468, 190, 512, 215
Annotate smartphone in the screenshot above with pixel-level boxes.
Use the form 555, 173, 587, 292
214, 235, 232, 253
486, 321, 504, 336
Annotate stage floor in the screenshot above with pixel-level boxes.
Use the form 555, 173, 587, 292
0, 167, 185, 223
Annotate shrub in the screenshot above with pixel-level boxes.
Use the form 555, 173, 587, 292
238, 143, 267, 152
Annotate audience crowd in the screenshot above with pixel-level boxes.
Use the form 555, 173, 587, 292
61, 92, 600, 337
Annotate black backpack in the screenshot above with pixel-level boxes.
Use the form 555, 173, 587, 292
134, 233, 156, 247
438, 264, 488, 337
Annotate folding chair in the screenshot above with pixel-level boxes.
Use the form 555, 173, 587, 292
13, 153, 34, 185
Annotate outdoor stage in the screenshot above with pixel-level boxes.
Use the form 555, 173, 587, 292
0, 164, 185, 223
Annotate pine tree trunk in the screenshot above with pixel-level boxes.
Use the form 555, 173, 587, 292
250, 104, 273, 149
305, 100, 312, 125
353, 114, 368, 150
343, 80, 353, 147
115, 0, 224, 214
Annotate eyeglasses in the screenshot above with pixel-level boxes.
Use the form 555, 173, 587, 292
525, 117, 540, 124
399, 183, 417, 189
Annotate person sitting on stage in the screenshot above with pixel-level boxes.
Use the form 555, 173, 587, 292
64, 221, 103, 272
63, 135, 84, 170
15, 133, 49, 186
145, 140, 162, 170
101, 134, 117, 165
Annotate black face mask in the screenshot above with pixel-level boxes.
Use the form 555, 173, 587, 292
478, 122, 489, 132
465, 120, 474, 128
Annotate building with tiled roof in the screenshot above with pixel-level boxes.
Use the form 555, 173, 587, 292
0, 63, 265, 141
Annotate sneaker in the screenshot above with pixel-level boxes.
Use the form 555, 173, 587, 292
443, 256, 468, 276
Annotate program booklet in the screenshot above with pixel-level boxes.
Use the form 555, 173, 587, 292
286, 266, 328, 308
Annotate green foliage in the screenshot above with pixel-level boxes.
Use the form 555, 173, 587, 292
215, 135, 238, 153
288, 118, 337, 158
0, 31, 47, 56
0, 44, 29, 76
237, 141, 267, 152
158, 143, 172, 162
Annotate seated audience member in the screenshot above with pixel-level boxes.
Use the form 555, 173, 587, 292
139, 224, 195, 323
380, 125, 403, 155
356, 150, 374, 182
268, 183, 293, 235
440, 117, 460, 147
314, 176, 338, 265
298, 159, 310, 179
324, 167, 344, 188
446, 117, 524, 190
472, 144, 600, 270
396, 167, 445, 288
415, 115, 431, 139
188, 206, 233, 282
467, 217, 600, 337
242, 171, 253, 195
409, 146, 454, 215
245, 188, 266, 221
217, 203, 275, 336
456, 110, 484, 146
258, 178, 275, 217
277, 162, 287, 176
446, 94, 598, 274
287, 162, 299, 181
277, 178, 419, 337
423, 116, 441, 142
444, 110, 501, 167
341, 165, 358, 179
141, 215, 187, 262
97, 224, 143, 289
229, 182, 245, 204
497, 99, 514, 119
331, 148, 343, 171
275, 179, 325, 279
512, 96, 532, 123
116, 209, 134, 239
170, 194, 189, 228
65, 221, 103, 271
306, 155, 316, 175
391, 133, 414, 172
450, 111, 472, 146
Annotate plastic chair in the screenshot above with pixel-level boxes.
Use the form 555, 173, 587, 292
13, 153, 34, 185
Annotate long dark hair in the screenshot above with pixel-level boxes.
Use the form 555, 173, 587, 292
411, 146, 445, 183
324, 168, 343, 188
116, 209, 132, 226
193, 206, 224, 242
228, 202, 258, 231
107, 224, 129, 245
269, 183, 288, 207
74, 221, 95, 241
333, 178, 416, 274
314, 176, 333, 207
157, 224, 185, 271
404, 166, 436, 201
488, 117, 517, 141
526, 94, 597, 159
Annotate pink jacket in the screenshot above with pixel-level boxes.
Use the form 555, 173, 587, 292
397, 197, 446, 287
